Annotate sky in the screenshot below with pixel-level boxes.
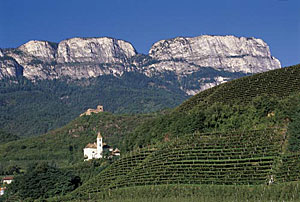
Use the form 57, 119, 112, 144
0, 0, 299, 67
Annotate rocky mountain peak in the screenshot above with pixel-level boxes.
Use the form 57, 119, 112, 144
18, 40, 57, 60
1, 37, 138, 80
56, 37, 137, 64
148, 35, 281, 73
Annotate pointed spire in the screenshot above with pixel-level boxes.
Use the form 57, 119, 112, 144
97, 132, 102, 139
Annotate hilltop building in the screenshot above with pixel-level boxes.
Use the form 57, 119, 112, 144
83, 132, 120, 161
80, 105, 103, 117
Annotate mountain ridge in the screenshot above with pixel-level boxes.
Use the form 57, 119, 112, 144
0, 35, 281, 95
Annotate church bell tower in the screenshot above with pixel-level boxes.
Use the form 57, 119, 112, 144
96, 132, 103, 158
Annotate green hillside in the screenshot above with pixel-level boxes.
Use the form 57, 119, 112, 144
58, 128, 300, 201
57, 64, 300, 201
127, 64, 300, 149
0, 112, 160, 175
178, 64, 300, 112
3, 64, 300, 201
74, 129, 284, 188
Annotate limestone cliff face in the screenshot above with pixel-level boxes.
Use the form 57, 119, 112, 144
3, 37, 137, 79
3, 41, 57, 79
0, 56, 23, 79
0, 35, 281, 94
147, 35, 281, 74
57, 37, 136, 64
18, 40, 57, 61
55, 37, 137, 79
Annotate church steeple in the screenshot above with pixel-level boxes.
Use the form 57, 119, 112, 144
97, 132, 102, 139
96, 132, 103, 158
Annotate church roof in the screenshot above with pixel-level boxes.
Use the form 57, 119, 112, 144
97, 132, 102, 139
85, 143, 97, 149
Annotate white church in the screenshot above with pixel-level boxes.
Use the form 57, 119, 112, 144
83, 132, 103, 161
83, 132, 120, 161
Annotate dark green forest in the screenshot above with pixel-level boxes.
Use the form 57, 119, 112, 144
0, 130, 19, 144
2, 163, 81, 201
0, 65, 246, 138
0, 72, 187, 138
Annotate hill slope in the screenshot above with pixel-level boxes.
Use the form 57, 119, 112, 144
55, 64, 300, 201
62, 128, 300, 201
1, 64, 298, 169
127, 64, 300, 149
3, 64, 300, 201
178, 64, 300, 112
0, 111, 161, 175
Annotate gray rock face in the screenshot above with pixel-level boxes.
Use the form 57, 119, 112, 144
0, 56, 23, 79
0, 35, 281, 94
4, 42, 57, 80
3, 37, 137, 79
54, 37, 137, 79
148, 35, 280, 74
57, 37, 136, 64
18, 40, 57, 61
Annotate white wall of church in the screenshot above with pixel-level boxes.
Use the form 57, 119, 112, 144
83, 148, 97, 161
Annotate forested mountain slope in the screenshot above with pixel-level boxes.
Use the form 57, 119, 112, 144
0, 72, 185, 137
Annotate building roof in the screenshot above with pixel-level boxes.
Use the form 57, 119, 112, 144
113, 148, 120, 153
2, 176, 13, 181
97, 132, 102, 139
85, 143, 97, 149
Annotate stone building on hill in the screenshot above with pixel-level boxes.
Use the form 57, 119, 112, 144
80, 105, 103, 117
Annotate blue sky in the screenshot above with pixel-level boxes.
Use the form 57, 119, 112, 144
0, 0, 299, 66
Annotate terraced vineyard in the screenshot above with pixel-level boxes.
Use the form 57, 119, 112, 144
276, 153, 300, 182
79, 148, 156, 192
178, 64, 300, 112
64, 129, 291, 200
